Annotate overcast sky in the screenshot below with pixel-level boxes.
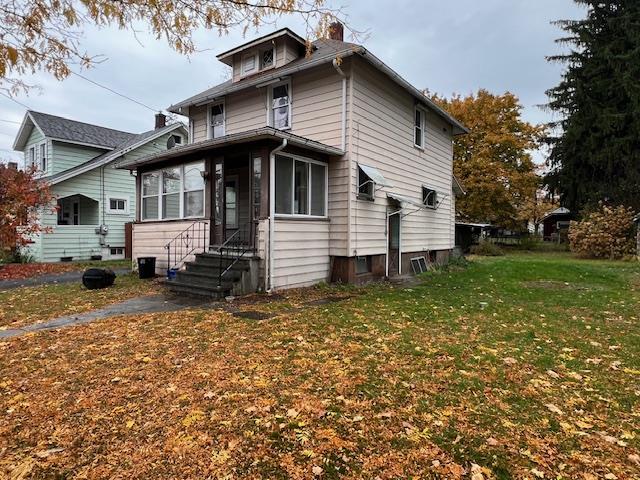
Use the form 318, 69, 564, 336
0, 0, 586, 165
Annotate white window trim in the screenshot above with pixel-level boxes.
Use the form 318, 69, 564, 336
141, 162, 205, 222
39, 142, 47, 172
225, 174, 239, 229
422, 185, 437, 209
274, 153, 328, 219
241, 52, 258, 76
267, 79, 292, 131
207, 100, 226, 140
28, 146, 35, 167
414, 106, 426, 150
107, 196, 130, 215
188, 119, 194, 144
260, 46, 276, 70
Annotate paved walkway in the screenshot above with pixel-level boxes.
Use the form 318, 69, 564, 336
0, 268, 132, 291
0, 294, 215, 340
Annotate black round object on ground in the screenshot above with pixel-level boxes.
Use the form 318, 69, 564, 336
137, 257, 156, 279
82, 268, 116, 290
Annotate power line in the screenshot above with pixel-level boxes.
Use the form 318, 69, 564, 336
71, 71, 159, 113
0, 92, 31, 110
0, 119, 21, 124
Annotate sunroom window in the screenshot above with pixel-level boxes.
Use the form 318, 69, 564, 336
270, 81, 291, 130
275, 155, 326, 216
142, 161, 205, 220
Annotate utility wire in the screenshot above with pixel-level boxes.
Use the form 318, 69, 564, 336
0, 92, 31, 110
71, 71, 159, 113
0, 119, 21, 124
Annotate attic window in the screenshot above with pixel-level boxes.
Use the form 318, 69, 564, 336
242, 54, 257, 74
261, 48, 274, 69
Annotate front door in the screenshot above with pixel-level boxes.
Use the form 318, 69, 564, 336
388, 212, 400, 276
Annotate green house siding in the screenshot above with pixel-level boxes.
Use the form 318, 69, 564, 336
31, 130, 183, 262
50, 141, 109, 175
24, 127, 49, 175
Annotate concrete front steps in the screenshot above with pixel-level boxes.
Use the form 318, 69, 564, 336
166, 251, 259, 299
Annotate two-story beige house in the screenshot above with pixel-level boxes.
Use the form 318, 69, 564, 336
117, 24, 467, 297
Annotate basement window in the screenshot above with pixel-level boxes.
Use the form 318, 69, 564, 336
410, 256, 428, 274
356, 256, 371, 275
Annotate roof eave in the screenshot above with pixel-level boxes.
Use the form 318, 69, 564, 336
12, 111, 39, 151
216, 28, 307, 64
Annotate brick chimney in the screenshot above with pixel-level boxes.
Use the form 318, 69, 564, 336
328, 22, 344, 42
155, 112, 167, 129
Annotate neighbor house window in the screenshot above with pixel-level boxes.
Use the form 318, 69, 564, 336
242, 54, 257, 75
261, 48, 275, 69
188, 119, 194, 143
422, 186, 437, 208
28, 146, 35, 168
107, 197, 128, 214
110, 247, 124, 256
269, 81, 291, 130
39, 143, 46, 172
358, 166, 374, 200
141, 161, 205, 220
210, 103, 225, 138
414, 107, 425, 148
356, 256, 371, 275
275, 155, 327, 216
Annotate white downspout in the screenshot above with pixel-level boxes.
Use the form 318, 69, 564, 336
332, 58, 347, 152
268, 138, 288, 292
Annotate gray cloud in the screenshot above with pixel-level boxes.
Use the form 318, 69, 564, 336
0, 0, 585, 165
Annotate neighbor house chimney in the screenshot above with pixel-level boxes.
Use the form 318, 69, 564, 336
328, 22, 344, 42
155, 112, 167, 129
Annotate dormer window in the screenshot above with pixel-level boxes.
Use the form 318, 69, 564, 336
242, 54, 257, 75
269, 81, 291, 130
209, 102, 225, 139
261, 48, 274, 69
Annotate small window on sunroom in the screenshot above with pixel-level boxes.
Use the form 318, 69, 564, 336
358, 166, 374, 200
422, 186, 437, 208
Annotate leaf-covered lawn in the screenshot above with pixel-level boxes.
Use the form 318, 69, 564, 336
1, 253, 639, 479
0, 274, 159, 329
0, 259, 131, 281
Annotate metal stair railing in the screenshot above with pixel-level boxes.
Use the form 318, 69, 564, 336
215, 226, 252, 287
164, 220, 209, 275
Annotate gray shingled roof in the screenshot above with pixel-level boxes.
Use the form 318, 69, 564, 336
47, 123, 186, 184
168, 38, 362, 112
30, 111, 135, 148
167, 38, 468, 135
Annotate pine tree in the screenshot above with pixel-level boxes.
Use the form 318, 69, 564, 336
545, 0, 640, 213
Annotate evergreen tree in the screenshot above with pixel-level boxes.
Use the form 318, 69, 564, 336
545, 0, 640, 213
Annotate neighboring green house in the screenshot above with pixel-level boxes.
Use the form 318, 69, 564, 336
12, 110, 187, 262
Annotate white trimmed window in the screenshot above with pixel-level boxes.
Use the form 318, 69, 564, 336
28, 146, 35, 168
39, 143, 46, 172
209, 102, 225, 139
188, 119, 194, 144
269, 80, 291, 130
414, 106, 425, 148
107, 197, 129, 214
261, 48, 275, 69
242, 53, 257, 75
275, 154, 327, 217
141, 161, 205, 221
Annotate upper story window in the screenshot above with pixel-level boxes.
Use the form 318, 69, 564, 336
269, 81, 291, 130
422, 186, 437, 208
242, 54, 257, 75
261, 48, 274, 69
209, 102, 225, 139
39, 143, 46, 172
28, 146, 35, 168
357, 166, 374, 200
414, 106, 425, 149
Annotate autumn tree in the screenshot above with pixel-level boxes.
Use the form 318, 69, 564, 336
430, 90, 546, 230
0, 163, 55, 257
545, 1, 640, 212
0, 0, 350, 94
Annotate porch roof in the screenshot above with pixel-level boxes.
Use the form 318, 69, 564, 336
115, 127, 345, 170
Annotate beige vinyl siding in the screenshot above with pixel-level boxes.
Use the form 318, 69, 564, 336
272, 219, 330, 289
349, 58, 455, 256
132, 220, 210, 275
225, 88, 266, 134
50, 141, 109, 175
190, 105, 208, 143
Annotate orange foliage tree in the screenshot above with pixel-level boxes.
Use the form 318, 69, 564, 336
430, 90, 546, 230
0, 163, 55, 256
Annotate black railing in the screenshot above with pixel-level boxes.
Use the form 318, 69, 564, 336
165, 220, 209, 275
215, 227, 252, 287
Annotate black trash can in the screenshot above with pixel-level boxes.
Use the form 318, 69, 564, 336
82, 268, 116, 290
137, 257, 156, 279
